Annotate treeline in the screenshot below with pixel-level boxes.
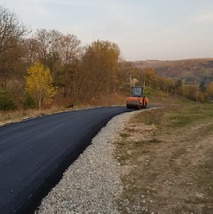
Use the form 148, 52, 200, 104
133, 59, 213, 84
0, 5, 212, 111
130, 67, 213, 102
0, 5, 127, 110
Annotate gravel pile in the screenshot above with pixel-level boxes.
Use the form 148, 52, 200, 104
36, 111, 136, 214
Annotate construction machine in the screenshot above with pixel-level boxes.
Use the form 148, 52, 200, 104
126, 86, 148, 109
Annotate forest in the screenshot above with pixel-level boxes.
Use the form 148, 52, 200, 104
0, 5, 213, 111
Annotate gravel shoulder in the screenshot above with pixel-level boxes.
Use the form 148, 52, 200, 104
36, 111, 137, 214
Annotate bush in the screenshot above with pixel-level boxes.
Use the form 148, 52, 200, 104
0, 91, 16, 111
144, 86, 151, 95
23, 93, 36, 109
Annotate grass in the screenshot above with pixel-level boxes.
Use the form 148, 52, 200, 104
120, 133, 131, 139
131, 101, 213, 135
116, 97, 213, 213
197, 160, 213, 200
167, 103, 213, 128
130, 108, 165, 125
0, 104, 98, 125
0, 106, 65, 124
0, 92, 127, 125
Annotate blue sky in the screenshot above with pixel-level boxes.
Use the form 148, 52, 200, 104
1, 0, 213, 60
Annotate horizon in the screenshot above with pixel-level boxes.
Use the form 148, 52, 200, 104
130, 57, 213, 62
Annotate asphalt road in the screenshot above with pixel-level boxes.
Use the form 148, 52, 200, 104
0, 106, 131, 214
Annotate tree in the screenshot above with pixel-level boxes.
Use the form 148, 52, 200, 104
54, 33, 81, 97
32, 29, 82, 99
0, 5, 28, 88
79, 40, 120, 101
115, 61, 133, 93
0, 88, 16, 111
0, 5, 27, 54
184, 85, 198, 101
207, 82, 213, 99
25, 62, 57, 110
174, 79, 184, 95
143, 68, 158, 88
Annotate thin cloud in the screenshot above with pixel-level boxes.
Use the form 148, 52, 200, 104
197, 12, 213, 22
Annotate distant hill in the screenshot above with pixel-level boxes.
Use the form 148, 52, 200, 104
132, 58, 213, 85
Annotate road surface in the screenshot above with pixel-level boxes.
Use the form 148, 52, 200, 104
0, 107, 131, 214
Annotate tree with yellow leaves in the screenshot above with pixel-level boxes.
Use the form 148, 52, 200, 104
25, 61, 57, 110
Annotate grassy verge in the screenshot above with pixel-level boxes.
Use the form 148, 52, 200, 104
0, 105, 89, 126
0, 93, 127, 126
116, 98, 213, 214
0, 106, 65, 126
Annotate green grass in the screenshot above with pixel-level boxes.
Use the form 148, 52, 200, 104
131, 101, 213, 131
167, 103, 213, 128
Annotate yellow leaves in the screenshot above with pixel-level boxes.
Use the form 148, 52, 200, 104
25, 61, 57, 109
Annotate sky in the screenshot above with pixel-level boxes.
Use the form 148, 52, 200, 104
1, 0, 213, 61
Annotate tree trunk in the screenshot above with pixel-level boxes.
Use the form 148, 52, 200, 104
38, 98, 42, 111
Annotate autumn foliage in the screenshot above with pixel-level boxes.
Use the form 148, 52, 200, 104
0, 5, 213, 111
25, 62, 56, 110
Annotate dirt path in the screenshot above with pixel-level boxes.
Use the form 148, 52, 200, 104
116, 107, 213, 214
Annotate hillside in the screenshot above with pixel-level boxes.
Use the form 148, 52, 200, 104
132, 58, 213, 84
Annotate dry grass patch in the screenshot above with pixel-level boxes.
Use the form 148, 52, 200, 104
116, 102, 213, 214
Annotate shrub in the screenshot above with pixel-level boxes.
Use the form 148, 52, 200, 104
23, 93, 36, 109
0, 90, 16, 111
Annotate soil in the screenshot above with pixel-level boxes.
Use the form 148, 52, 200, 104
116, 109, 213, 214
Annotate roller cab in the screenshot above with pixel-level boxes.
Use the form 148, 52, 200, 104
126, 86, 148, 109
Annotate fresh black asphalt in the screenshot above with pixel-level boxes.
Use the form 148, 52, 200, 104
0, 106, 132, 214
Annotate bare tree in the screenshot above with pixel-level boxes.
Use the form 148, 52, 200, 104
0, 6, 27, 54
0, 5, 28, 88
32, 29, 82, 100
